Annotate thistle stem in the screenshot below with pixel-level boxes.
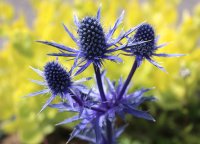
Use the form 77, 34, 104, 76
118, 58, 138, 100
89, 106, 105, 113
93, 64, 107, 104
70, 91, 105, 113
106, 119, 113, 144
93, 64, 113, 143
70, 93, 83, 106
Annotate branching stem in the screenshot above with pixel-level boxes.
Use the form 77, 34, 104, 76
118, 59, 138, 100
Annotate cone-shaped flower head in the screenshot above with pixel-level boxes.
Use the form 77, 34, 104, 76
78, 17, 106, 60
26, 61, 92, 112
44, 61, 71, 95
132, 23, 155, 56
123, 23, 184, 71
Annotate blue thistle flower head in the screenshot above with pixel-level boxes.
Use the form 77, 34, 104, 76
44, 61, 71, 95
78, 16, 107, 60
124, 23, 184, 71
25, 60, 91, 113
132, 23, 155, 56
37, 7, 142, 75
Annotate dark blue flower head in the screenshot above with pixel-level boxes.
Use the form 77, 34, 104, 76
25, 61, 91, 113
44, 61, 71, 95
124, 23, 184, 71
37, 7, 142, 75
78, 17, 106, 60
131, 23, 155, 56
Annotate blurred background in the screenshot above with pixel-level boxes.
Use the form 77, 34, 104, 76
0, 0, 200, 143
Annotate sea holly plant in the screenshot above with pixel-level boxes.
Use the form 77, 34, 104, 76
27, 7, 183, 144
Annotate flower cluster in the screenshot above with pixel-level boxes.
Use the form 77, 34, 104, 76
27, 7, 183, 144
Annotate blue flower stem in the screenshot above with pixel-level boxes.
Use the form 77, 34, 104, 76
93, 64, 107, 105
69, 90, 105, 113
69, 92, 83, 106
106, 119, 113, 144
118, 58, 138, 100
93, 64, 113, 143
